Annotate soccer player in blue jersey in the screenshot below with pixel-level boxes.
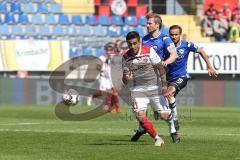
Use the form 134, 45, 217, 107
165, 24, 217, 128
142, 13, 178, 66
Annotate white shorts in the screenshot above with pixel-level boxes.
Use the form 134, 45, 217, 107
99, 76, 113, 91
131, 89, 169, 113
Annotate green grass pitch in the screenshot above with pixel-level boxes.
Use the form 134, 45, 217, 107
0, 105, 239, 160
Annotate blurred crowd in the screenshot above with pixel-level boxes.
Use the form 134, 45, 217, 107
201, 2, 240, 42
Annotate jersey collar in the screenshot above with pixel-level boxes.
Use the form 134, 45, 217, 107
150, 31, 161, 40
176, 39, 182, 48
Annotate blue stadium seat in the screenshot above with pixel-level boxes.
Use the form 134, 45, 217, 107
98, 16, 111, 26
39, 25, 51, 39
120, 26, 130, 37
160, 27, 169, 36
112, 16, 124, 26
18, 14, 30, 24
22, 4, 36, 13
138, 16, 147, 26
69, 48, 78, 58
11, 25, 25, 39
10, 3, 22, 13
4, 14, 16, 24
58, 14, 70, 25
52, 26, 64, 37
79, 26, 92, 36
37, 3, 48, 13
17, 0, 29, 3
45, 0, 55, 4
0, 25, 10, 39
134, 26, 145, 37
125, 16, 136, 26
95, 47, 105, 57
93, 25, 105, 36
25, 25, 37, 38
44, 14, 57, 25
66, 26, 77, 37
0, 4, 7, 13
31, 0, 44, 3
5, 0, 17, 2
19, 0, 30, 3
31, 14, 43, 25
50, 4, 61, 14
107, 26, 120, 37
71, 15, 84, 26
85, 15, 96, 25
82, 47, 93, 56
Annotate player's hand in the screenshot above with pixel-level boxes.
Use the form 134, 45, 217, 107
123, 67, 132, 80
162, 86, 175, 101
96, 64, 102, 71
161, 61, 168, 67
208, 67, 218, 77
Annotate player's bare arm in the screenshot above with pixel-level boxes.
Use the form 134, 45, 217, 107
162, 45, 178, 66
197, 47, 218, 77
153, 63, 169, 96
122, 67, 132, 85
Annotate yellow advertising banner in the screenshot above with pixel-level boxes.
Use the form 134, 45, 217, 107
0, 40, 69, 71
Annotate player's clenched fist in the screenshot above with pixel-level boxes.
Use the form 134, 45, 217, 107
122, 67, 133, 84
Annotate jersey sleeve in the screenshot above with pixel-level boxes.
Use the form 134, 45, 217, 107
163, 36, 175, 49
188, 42, 198, 52
149, 47, 161, 65
99, 54, 106, 62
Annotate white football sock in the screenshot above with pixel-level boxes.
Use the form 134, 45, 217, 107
169, 97, 178, 121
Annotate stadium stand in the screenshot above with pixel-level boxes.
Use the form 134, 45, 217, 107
98, 15, 111, 26
0, 0, 215, 58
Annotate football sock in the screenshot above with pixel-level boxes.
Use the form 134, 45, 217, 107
112, 94, 121, 112
169, 97, 178, 121
137, 123, 146, 132
140, 118, 158, 138
166, 113, 177, 134
105, 93, 113, 111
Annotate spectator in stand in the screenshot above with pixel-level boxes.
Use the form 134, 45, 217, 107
228, 29, 240, 42
228, 15, 240, 42
232, 2, 240, 24
205, 3, 218, 24
201, 15, 213, 37
213, 11, 228, 42
220, 3, 232, 22
115, 39, 126, 55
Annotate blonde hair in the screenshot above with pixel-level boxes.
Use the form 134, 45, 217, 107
146, 13, 162, 28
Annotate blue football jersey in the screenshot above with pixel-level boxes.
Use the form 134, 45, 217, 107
142, 33, 174, 60
167, 40, 198, 82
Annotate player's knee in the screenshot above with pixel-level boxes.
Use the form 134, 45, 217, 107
168, 86, 176, 95
157, 109, 172, 121
136, 111, 147, 122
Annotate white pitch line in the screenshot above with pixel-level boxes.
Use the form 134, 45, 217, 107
0, 122, 40, 126
0, 128, 130, 135
216, 133, 240, 136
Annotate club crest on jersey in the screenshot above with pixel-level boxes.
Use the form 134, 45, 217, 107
177, 49, 184, 59
153, 45, 158, 50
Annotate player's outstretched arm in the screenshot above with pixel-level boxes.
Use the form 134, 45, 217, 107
154, 63, 168, 94
197, 47, 218, 77
162, 45, 178, 66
